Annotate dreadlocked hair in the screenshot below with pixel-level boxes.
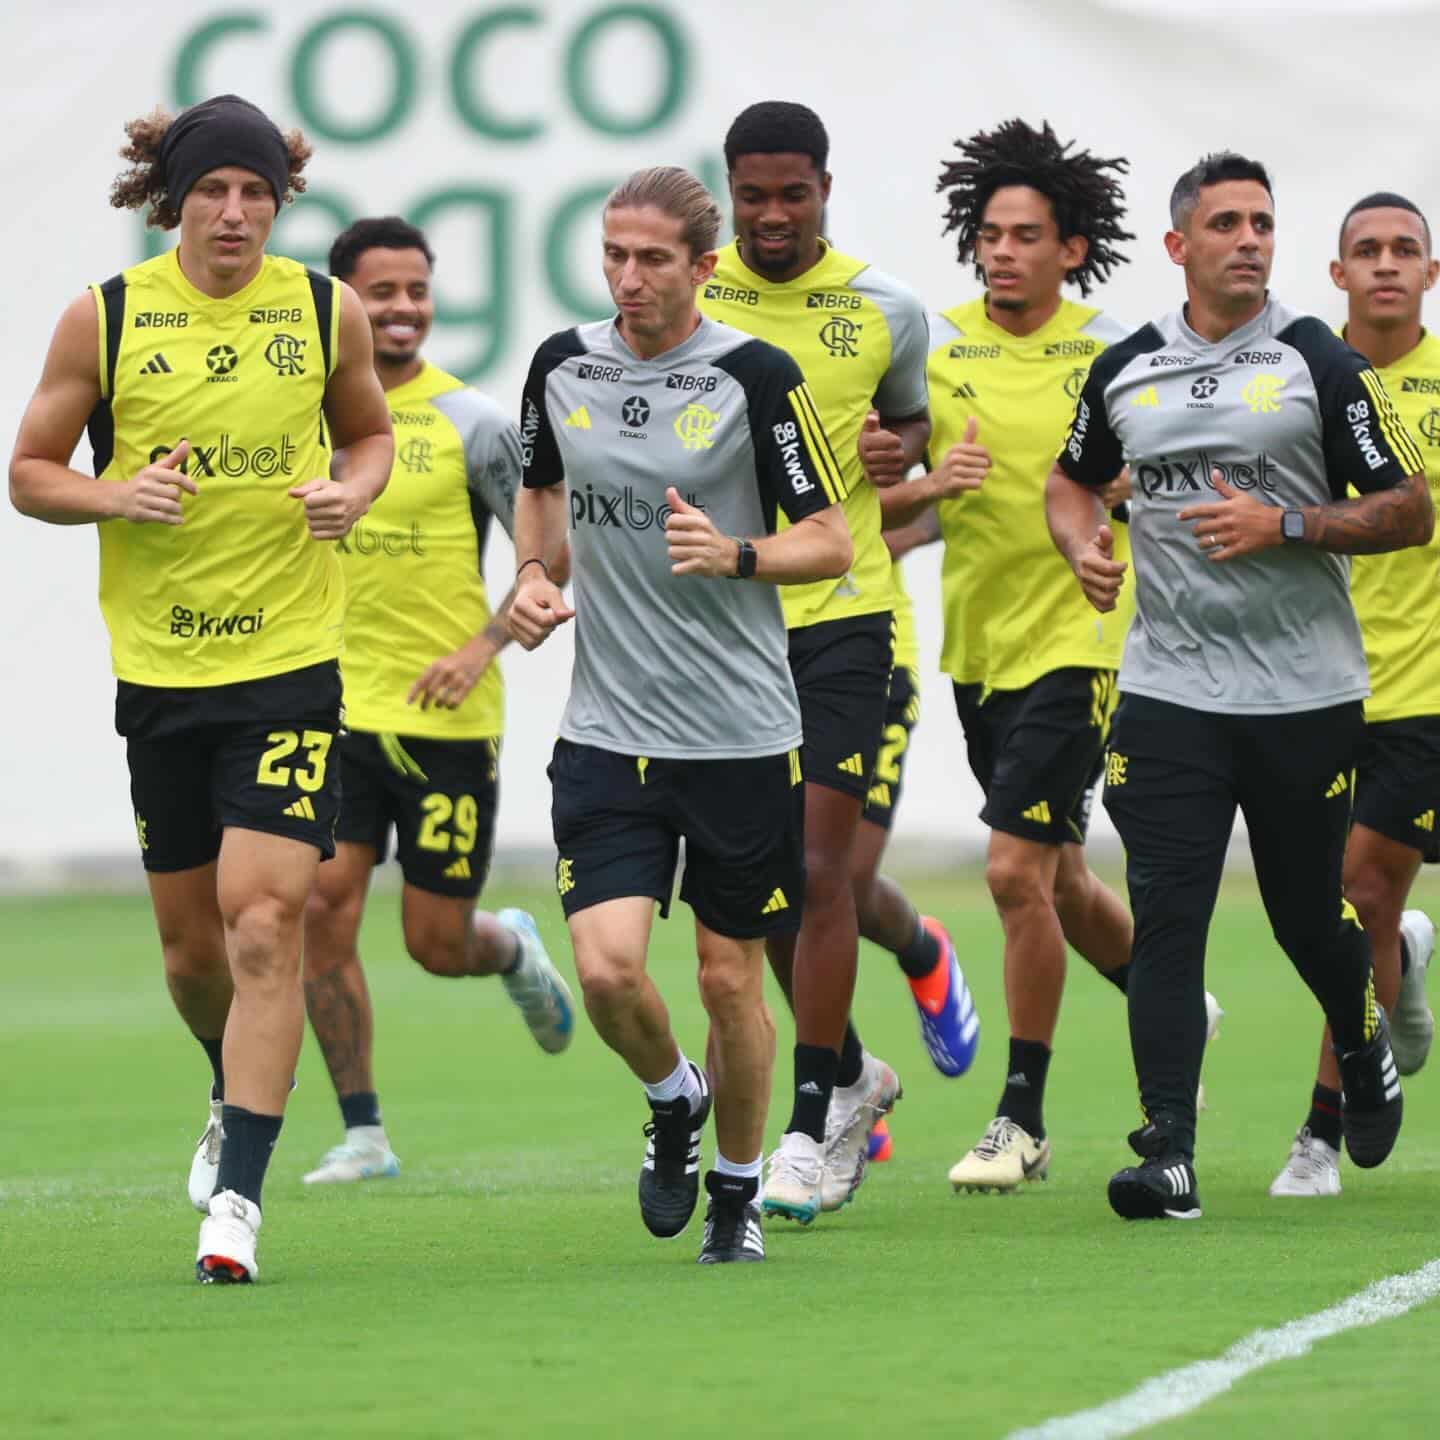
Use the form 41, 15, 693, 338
937, 119, 1133, 296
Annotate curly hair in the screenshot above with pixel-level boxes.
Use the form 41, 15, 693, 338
108, 106, 312, 230
937, 119, 1133, 296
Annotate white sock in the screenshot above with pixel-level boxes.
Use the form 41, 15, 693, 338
643, 1054, 700, 1109
715, 1151, 762, 1181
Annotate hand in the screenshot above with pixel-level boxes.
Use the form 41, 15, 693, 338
931, 418, 990, 498
119, 440, 197, 525
407, 637, 497, 711
288, 476, 370, 541
858, 410, 907, 489
507, 572, 574, 650
1072, 523, 1128, 613
1098, 464, 1132, 510
1177, 471, 1282, 561
664, 487, 738, 577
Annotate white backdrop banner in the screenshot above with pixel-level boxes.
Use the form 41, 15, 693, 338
5, 0, 1439, 864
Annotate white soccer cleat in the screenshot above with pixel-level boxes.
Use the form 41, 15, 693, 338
819, 1052, 901, 1212
1392, 911, 1435, 1076
196, 1189, 261, 1284
1197, 990, 1224, 1111
948, 1116, 1051, 1193
496, 908, 576, 1054
302, 1126, 401, 1185
188, 1095, 224, 1214
1269, 1126, 1342, 1197
761, 1131, 824, 1225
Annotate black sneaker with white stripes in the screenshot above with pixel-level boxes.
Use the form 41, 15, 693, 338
1336, 1007, 1403, 1169
1108, 1154, 1202, 1221
698, 1171, 764, 1264
638, 1065, 712, 1238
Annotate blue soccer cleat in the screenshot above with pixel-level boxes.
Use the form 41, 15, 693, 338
907, 917, 979, 1078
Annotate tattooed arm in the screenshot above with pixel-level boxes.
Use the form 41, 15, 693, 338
1301, 473, 1433, 553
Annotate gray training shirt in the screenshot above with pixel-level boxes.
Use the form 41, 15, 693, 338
1058, 297, 1423, 715
521, 315, 845, 758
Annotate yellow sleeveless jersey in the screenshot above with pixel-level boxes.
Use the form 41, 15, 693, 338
930, 297, 1135, 689
340, 362, 520, 739
890, 560, 919, 670
1348, 328, 1440, 722
699, 240, 930, 629
88, 249, 342, 687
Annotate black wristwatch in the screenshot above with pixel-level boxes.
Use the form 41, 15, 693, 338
1281, 509, 1306, 544
730, 538, 757, 579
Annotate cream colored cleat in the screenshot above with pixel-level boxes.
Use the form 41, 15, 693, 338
948, 1116, 1051, 1194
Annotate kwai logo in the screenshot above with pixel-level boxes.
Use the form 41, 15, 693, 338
169, 604, 265, 639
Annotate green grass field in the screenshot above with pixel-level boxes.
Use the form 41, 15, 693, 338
5, 867, 1440, 1438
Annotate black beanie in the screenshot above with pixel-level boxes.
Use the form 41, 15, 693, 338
158, 94, 289, 209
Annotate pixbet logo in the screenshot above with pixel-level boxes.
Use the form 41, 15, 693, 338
569, 485, 704, 529
338, 522, 426, 556
148, 434, 297, 479
1133, 452, 1280, 497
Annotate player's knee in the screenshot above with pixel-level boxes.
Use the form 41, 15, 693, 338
1341, 864, 1400, 934
224, 892, 303, 982
803, 844, 852, 907
697, 950, 759, 1020
986, 850, 1050, 913
403, 921, 467, 977
575, 951, 645, 1014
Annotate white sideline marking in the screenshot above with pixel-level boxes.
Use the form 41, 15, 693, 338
1009, 1259, 1440, 1439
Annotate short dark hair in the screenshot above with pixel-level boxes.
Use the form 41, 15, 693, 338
1339, 191, 1432, 255
1169, 152, 1274, 229
937, 118, 1133, 297
724, 101, 829, 175
329, 216, 435, 280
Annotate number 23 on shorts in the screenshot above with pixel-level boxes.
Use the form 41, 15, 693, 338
255, 730, 334, 792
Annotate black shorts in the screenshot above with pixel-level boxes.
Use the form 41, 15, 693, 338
549, 739, 804, 939
861, 665, 920, 832
1354, 716, 1440, 863
119, 662, 343, 873
954, 667, 1117, 846
789, 612, 893, 798
336, 730, 500, 898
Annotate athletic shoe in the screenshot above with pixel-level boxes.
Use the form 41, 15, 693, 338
1268, 1127, 1342, 1197
1108, 1155, 1202, 1220
1196, 990, 1224, 1111
1391, 910, 1435, 1076
196, 1189, 261, 1284
187, 1094, 224, 1214
638, 1065, 711, 1238
948, 1116, 1051, 1193
697, 1172, 764, 1264
496, 908, 575, 1054
907, 917, 980, 1077
868, 1116, 893, 1163
1336, 1007, 1403, 1169
301, 1126, 401, 1185
819, 1052, 901, 1212
761, 1130, 824, 1224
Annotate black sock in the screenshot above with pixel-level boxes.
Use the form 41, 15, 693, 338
836, 1024, 865, 1088
1401, 931, 1413, 980
786, 1044, 839, 1142
339, 1091, 382, 1130
215, 1106, 283, 1209
895, 911, 941, 981
1102, 963, 1130, 995
997, 1038, 1051, 1139
1306, 1083, 1343, 1151
197, 1035, 224, 1101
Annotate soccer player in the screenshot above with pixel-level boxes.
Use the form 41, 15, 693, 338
1050, 152, 1432, 1221
8, 95, 394, 1280
870, 119, 1178, 1195
1270, 192, 1440, 1197
702, 101, 976, 1224
296, 217, 576, 1186
510, 165, 851, 1263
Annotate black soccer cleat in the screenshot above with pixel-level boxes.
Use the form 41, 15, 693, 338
1336, 1007, 1403, 1169
1108, 1154, 1202, 1221
638, 1065, 712, 1238
697, 1171, 764, 1264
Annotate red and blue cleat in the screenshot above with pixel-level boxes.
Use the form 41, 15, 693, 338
867, 1116, 893, 1163
907, 917, 980, 1078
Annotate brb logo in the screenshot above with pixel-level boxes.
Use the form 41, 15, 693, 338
148, 434, 298, 479
170, 603, 265, 639
570, 485, 704, 530
819, 317, 861, 358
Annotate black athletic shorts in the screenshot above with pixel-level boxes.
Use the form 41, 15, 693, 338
118, 661, 343, 872
788, 611, 894, 799
549, 739, 804, 939
1354, 716, 1440, 863
336, 730, 500, 898
861, 664, 921, 832
953, 667, 1118, 846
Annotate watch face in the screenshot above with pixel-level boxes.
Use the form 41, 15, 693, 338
1283, 510, 1305, 541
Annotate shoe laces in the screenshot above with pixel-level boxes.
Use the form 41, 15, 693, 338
1287, 1127, 1334, 1175
199, 1118, 224, 1165
642, 1102, 695, 1170
971, 1116, 1019, 1161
